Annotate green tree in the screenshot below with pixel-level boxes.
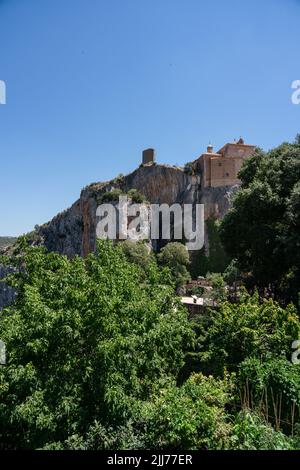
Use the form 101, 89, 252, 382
139, 373, 232, 450
43, 374, 234, 450
223, 259, 241, 285
195, 295, 300, 376
206, 272, 227, 303
158, 242, 191, 288
220, 139, 300, 304
0, 240, 193, 449
120, 240, 152, 269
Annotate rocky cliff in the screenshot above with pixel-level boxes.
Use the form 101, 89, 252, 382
36, 163, 238, 258
0, 161, 239, 309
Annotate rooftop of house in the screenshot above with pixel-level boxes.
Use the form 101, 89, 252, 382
188, 138, 256, 169
181, 296, 204, 306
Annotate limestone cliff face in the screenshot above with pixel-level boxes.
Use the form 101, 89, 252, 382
37, 164, 202, 257
37, 199, 83, 258
36, 163, 238, 259
201, 184, 239, 220
200, 184, 239, 254
122, 165, 198, 205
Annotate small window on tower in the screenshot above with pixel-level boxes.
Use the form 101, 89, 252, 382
218, 163, 222, 167
226, 172, 230, 177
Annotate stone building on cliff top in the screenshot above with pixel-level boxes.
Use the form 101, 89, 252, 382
33, 138, 256, 259
192, 137, 255, 189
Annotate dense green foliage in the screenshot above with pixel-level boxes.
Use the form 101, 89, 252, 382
0, 240, 193, 449
191, 218, 229, 278
206, 272, 227, 303
158, 242, 191, 289
120, 240, 153, 269
231, 411, 294, 450
237, 358, 300, 434
140, 373, 232, 450
182, 291, 300, 445
193, 293, 299, 374
0, 239, 300, 449
220, 137, 300, 304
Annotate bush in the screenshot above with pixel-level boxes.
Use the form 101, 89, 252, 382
99, 189, 124, 203
237, 357, 300, 434
206, 273, 227, 303
196, 295, 300, 376
158, 242, 191, 288
127, 189, 147, 204
120, 240, 152, 269
190, 286, 205, 297
231, 410, 293, 450
141, 374, 232, 450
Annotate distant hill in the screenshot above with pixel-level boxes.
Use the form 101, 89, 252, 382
0, 237, 17, 251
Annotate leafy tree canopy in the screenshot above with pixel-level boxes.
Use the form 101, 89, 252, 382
220, 137, 300, 304
158, 242, 191, 288
0, 239, 193, 449
194, 294, 300, 376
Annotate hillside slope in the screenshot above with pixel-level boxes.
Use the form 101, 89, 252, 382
0, 237, 17, 251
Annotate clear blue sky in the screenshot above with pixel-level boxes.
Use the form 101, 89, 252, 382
0, 0, 299, 236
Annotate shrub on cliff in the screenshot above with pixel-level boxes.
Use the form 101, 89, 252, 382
127, 189, 147, 203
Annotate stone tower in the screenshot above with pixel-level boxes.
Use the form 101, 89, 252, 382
142, 148, 156, 165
